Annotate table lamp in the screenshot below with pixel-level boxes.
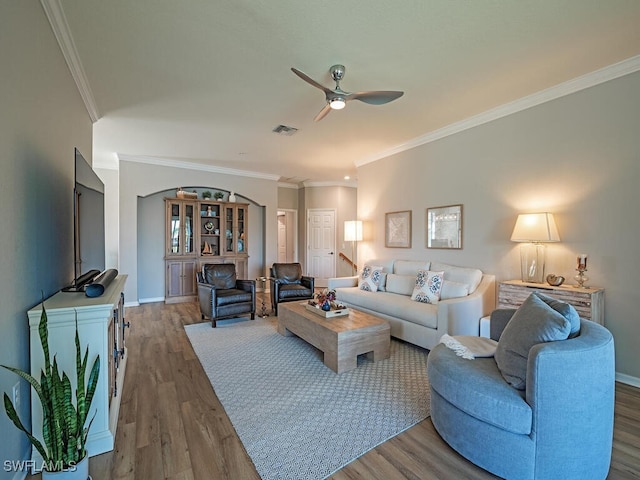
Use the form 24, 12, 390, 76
510, 213, 560, 283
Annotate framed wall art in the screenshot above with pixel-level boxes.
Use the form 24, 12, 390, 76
385, 210, 412, 248
426, 204, 463, 249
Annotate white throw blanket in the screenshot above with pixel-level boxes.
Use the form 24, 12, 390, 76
439, 334, 498, 360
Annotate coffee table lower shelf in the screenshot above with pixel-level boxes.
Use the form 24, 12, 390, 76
277, 302, 390, 374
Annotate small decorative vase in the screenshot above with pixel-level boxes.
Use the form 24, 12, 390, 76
321, 300, 331, 311
228, 192, 237, 202
42, 455, 89, 480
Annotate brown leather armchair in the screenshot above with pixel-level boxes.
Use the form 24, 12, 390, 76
269, 263, 315, 315
197, 263, 256, 327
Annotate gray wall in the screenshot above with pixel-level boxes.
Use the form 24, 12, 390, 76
137, 192, 166, 301
277, 185, 299, 210
0, 1, 93, 475
358, 71, 640, 381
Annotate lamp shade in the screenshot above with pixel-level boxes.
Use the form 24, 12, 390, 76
344, 220, 363, 242
510, 213, 560, 243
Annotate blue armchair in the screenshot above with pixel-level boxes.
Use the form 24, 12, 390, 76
427, 308, 615, 480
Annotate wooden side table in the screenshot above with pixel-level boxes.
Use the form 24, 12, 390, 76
498, 279, 605, 325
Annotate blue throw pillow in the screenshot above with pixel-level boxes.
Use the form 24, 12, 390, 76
495, 293, 572, 390
534, 292, 581, 338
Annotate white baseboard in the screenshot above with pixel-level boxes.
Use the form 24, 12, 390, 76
124, 301, 140, 307
138, 297, 165, 304
616, 372, 640, 388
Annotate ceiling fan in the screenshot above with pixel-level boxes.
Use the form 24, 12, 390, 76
291, 64, 404, 122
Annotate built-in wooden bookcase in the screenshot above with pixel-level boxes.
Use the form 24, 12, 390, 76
164, 198, 249, 303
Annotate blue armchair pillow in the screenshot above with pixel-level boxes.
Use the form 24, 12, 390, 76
495, 292, 578, 390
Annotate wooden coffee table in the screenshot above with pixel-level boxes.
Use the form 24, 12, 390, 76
277, 302, 391, 374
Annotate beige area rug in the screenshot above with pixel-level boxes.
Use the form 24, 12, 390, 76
185, 318, 431, 480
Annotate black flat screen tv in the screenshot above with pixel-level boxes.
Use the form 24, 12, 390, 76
65, 148, 105, 290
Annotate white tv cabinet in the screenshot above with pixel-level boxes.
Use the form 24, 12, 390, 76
27, 275, 128, 465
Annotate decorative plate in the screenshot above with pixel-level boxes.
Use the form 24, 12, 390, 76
204, 221, 214, 233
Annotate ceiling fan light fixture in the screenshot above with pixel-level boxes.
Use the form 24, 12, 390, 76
330, 97, 346, 110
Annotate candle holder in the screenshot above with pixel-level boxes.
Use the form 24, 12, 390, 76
574, 268, 589, 288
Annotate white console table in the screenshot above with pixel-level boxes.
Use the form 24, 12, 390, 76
27, 275, 128, 465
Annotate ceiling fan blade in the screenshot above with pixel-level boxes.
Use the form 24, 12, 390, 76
348, 90, 404, 105
291, 67, 332, 95
313, 103, 332, 122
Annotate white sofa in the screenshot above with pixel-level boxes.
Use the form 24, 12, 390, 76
327, 259, 496, 351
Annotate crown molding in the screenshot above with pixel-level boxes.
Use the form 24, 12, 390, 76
277, 182, 300, 189
118, 154, 281, 181
356, 55, 640, 167
41, 0, 100, 122
303, 180, 358, 188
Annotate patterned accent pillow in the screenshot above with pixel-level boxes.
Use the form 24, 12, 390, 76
410, 270, 444, 304
358, 265, 384, 292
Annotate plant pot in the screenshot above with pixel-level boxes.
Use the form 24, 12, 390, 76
42, 455, 89, 480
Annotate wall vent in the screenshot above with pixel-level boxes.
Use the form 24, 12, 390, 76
272, 125, 299, 136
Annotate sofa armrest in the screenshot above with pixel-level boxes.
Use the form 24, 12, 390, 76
441, 274, 496, 336
301, 276, 315, 290
328, 276, 358, 289
526, 320, 615, 477
236, 279, 256, 293
197, 282, 218, 317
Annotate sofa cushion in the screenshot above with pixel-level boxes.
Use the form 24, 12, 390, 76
431, 262, 483, 294
440, 280, 470, 300
495, 293, 572, 390
203, 263, 236, 289
358, 264, 384, 292
278, 283, 313, 299
216, 288, 252, 306
394, 260, 430, 276
411, 270, 444, 304
377, 272, 388, 292
359, 259, 394, 275
428, 344, 533, 434
536, 292, 581, 338
335, 287, 438, 329
272, 263, 302, 284
385, 274, 415, 296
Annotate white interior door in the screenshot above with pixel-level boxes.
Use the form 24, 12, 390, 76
307, 209, 336, 287
277, 214, 287, 262
277, 209, 297, 263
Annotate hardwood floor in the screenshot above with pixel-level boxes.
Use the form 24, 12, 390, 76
56, 300, 640, 479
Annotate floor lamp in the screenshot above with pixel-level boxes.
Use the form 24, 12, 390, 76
344, 220, 363, 276
510, 212, 560, 283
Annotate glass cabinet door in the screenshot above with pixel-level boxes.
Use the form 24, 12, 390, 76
169, 202, 181, 254
237, 206, 246, 253
224, 206, 235, 254
184, 204, 194, 254
167, 200, 197, 256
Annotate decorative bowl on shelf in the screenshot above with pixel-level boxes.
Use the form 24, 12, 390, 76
546, 274, 565, 286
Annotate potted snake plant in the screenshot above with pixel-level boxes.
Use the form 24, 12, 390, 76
1, 305, 100, 478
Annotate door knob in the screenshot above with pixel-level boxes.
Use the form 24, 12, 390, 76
329, 251, 334, 255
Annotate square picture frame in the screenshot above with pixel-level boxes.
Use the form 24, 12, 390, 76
385, 210, 412, 248
426, 204, 463, 249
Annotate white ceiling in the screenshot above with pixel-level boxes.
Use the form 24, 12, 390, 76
49, 0, 640, 184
